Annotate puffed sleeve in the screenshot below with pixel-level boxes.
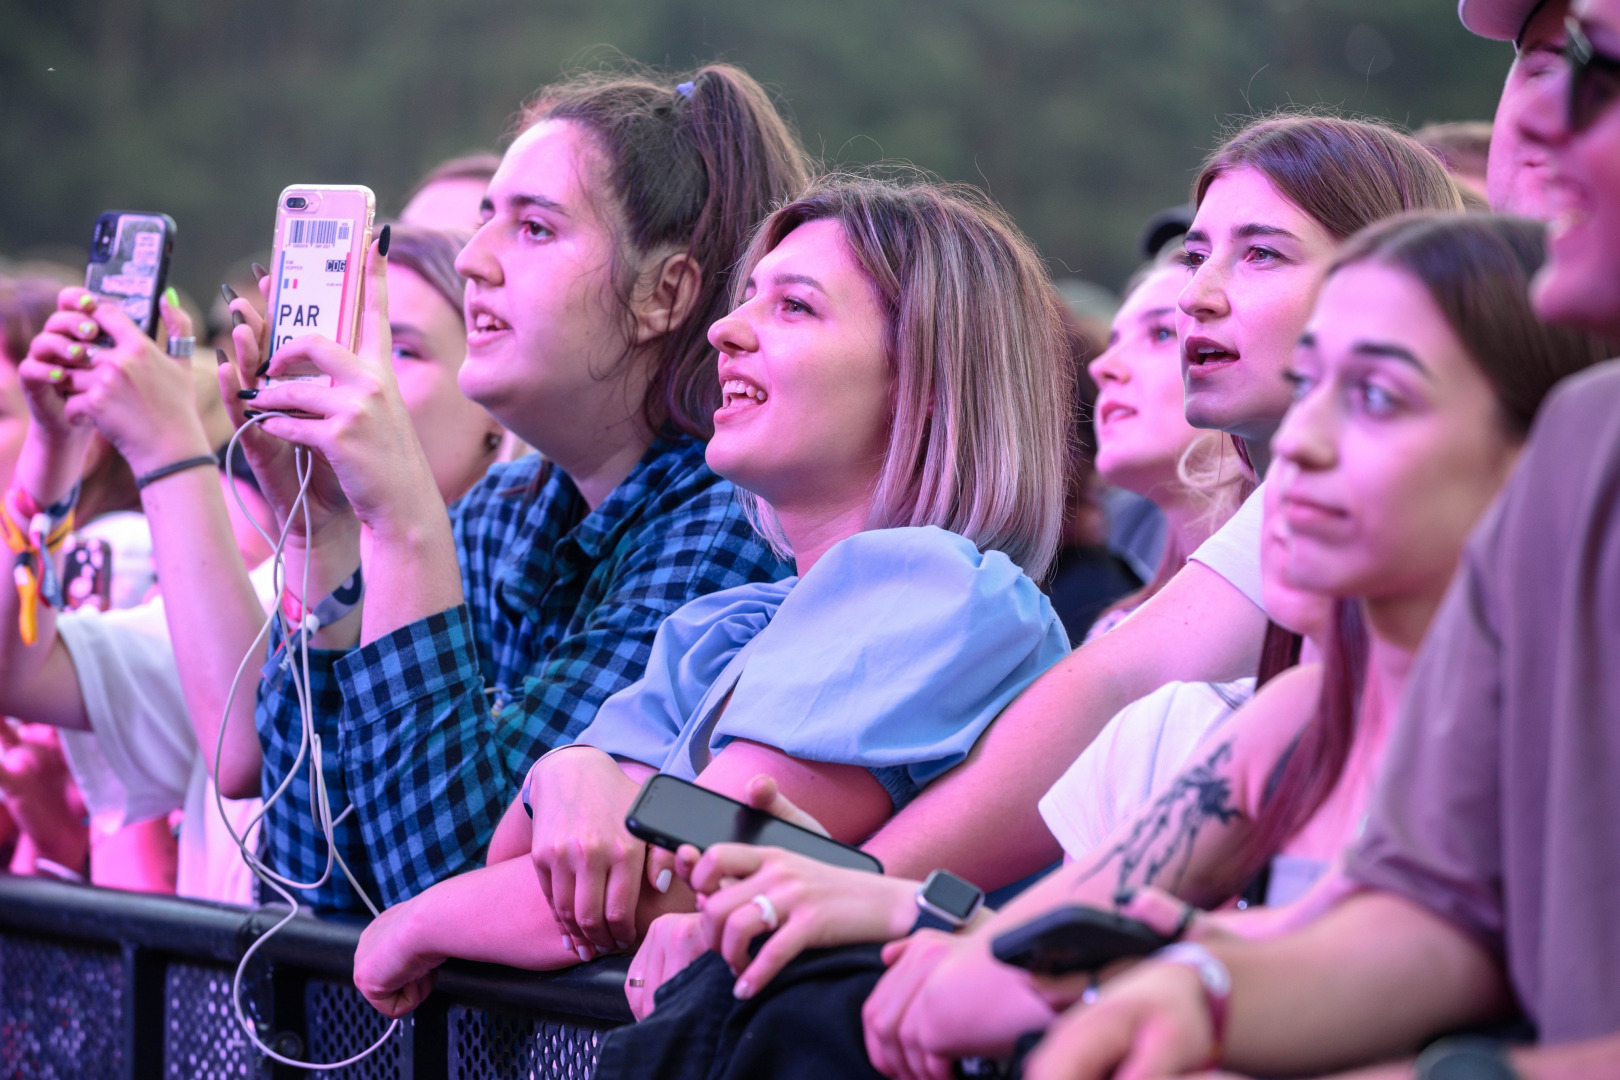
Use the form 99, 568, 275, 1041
710, 526, 1070, 789
573, 580, 792, 766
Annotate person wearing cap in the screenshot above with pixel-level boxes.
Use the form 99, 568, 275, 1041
1462, 0, 1572, 217
1017, 2, 1620, 1077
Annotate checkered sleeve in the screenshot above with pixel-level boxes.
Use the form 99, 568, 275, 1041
255, 619, 378, 913
335, 483, 786, 906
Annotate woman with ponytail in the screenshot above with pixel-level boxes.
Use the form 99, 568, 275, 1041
217, 65, 808, 912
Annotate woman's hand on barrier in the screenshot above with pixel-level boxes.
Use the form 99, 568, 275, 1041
624, 911, 709, 1020
686, 842, 916, 1001
353, 898, 442, 1019
862, 930, 963, 1080
240, 235, 446, 541
528, 746, 649, 959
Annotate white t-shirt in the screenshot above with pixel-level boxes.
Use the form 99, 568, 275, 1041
1187, 480, 1266, 612
1038, 678, 1254, 859
55, 560, 276, 905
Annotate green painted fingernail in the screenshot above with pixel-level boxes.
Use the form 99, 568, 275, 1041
76, 294, 95, 311
67, 344, 84, 360
79, 320, 96, 336
49, 368, 64, 382
164, 286, 180, 309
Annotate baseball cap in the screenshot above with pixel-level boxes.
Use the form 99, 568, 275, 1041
1457, 0, 1546, 42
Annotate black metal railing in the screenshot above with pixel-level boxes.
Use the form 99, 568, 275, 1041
0, 874, 633, 1080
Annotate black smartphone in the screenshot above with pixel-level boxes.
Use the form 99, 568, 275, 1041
991, 904, 1174, 976
625, 773, 883, 875
84, 211, 177, 337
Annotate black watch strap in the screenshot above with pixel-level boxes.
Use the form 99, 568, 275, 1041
911, 907, 959, 934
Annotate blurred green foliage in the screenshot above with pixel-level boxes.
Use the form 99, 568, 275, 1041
0, 0, 1511, 300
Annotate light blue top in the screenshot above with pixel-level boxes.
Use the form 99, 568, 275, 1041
575, 526, 1070, 808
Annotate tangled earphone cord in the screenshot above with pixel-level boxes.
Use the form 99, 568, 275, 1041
213, 415, 400, 1069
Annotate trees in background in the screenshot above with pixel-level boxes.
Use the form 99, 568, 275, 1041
0, 0, 1509, 295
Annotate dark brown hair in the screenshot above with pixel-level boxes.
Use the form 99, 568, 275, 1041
1332, 212, 1614, 436
1237, 598, 1369, 884
1194, 113, 1466, 239
518, 64, 809, 439
1238, 213, 1612, 883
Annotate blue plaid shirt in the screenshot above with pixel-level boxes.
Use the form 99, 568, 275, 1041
255, 433, 790, 911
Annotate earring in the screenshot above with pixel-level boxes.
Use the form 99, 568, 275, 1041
485, 431, 503, 455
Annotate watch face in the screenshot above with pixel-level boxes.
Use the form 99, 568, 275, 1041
923, 871, 983, 921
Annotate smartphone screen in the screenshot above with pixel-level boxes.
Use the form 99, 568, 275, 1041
266, 185, 375, 381
625, 774, 883, 874
84, 212, 175, 337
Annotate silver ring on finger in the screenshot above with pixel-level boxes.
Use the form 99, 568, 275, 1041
626, 977, 646, 988
167, 335, 196, 358
751, 893, 779, 932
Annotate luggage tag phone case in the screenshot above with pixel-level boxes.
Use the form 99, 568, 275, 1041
264, 185, 376, 411
84, 211, 176, 338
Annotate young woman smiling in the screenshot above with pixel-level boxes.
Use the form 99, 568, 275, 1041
347, 176, 1073, 1018
217, 67, 806, 912
856, 114, 1465, 894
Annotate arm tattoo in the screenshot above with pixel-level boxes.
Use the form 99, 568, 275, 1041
1074, 739, 1242, 902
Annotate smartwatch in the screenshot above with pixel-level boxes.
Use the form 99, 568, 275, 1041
912, 869, 985, 933
1414, 1037, 1522, 1080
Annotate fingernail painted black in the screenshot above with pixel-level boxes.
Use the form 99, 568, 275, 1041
220, 283, 239, 305
236, 389, 258, 400
378, 224, 391, 257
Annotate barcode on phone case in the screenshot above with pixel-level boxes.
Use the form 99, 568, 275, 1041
287, 219, 351, 248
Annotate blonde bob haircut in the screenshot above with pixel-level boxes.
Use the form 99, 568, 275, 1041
732, 175, 1070, 580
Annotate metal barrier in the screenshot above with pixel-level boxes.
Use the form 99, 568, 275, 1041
0, 874, 633, 1080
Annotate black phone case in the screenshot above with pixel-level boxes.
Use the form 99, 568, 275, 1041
624, 774, 883, 874
991, 904, 1173, 976
84, 211, 176, 338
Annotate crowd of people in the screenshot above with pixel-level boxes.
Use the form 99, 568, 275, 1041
2, 0, 1618, 1075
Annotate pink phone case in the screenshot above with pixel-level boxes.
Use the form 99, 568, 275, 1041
265, 185, 376, 387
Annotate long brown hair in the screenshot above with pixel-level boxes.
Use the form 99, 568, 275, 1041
518, 64, 809, 440
731, 175, 1071, 579
1236, 213, 1611, 883
1194, 113, 1465, 239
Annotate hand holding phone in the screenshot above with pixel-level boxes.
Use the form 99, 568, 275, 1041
263, 185, 375, 394
625, 773, 883, 874
84, 211, 176, 339
991, 904, 1177, 977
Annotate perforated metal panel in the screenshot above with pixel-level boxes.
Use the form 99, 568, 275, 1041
163, 962, 267, 1080
0, 933, 125, 1080
304, 978, 410, 1078
448, 1006, 609, 1080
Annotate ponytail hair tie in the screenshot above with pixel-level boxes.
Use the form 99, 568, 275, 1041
675, 81, 695, 99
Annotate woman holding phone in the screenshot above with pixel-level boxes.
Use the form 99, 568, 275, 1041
346, 174, 1074, 1017
0, 227, 506, 903
204, 66, 805, 913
